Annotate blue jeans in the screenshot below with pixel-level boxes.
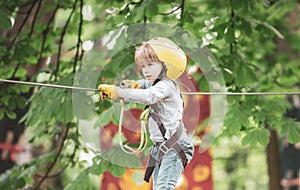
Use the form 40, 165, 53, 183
151, 141, 194, 190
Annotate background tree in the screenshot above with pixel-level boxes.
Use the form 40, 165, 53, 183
0, 0, 299, 189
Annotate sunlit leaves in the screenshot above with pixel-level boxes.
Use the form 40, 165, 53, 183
224, 104, 251, 134
234, 64, 257, 87
241, 127, 270, 147
24, 77, 75, 127
280, 118, 300, 144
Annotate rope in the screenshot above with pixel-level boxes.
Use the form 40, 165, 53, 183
118, 101, 148, 154
1, 79, 300, 95
181, 91, 300, 95
0, 79, 97, 92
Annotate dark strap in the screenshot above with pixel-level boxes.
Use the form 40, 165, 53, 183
144, 122, 188, 183
149, 111, 166, 139
143, 155, 156, 182
144, 78, 188, 183
157, 124, 187, 166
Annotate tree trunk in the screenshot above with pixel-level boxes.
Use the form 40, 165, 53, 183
266, 128, 281, 190
266, 3, 300, 190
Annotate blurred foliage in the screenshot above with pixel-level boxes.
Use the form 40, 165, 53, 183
0, 0, 299, 189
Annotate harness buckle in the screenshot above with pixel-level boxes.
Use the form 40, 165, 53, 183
159, 143, 169, 155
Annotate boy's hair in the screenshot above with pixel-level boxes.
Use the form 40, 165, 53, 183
135, 42, 161, 64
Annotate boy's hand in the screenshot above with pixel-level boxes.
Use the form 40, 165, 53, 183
98, 84, 118, 100
120, 80, 140, 89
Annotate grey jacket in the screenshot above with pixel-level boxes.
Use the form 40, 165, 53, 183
118, 78, 191, 144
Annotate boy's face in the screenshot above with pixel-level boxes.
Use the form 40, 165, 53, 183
141, 61, 163, 83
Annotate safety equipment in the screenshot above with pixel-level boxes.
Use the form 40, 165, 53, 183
144, 103, 188, 183
98, 84, 119, 100
119, 80, 140, 89
118, 103, 148, 155
147, 37, 187, 80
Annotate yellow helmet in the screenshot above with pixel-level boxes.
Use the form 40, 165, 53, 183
147, 37, 187, 80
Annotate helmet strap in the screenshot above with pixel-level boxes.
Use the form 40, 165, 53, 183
153, 63, 166, 85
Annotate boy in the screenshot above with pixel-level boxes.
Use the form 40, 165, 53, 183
98, 37, 194, 190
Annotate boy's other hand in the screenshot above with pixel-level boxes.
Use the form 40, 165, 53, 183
120, 80, 140, 89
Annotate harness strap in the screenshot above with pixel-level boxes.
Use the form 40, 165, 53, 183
144, 112, 188, 182
143, 78, 187, 183
157, 123, 187, 165
144, 155, 156, 183
143, 124, 188, 182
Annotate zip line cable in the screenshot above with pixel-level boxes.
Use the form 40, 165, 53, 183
1, 79, 300, 96
0, 79, 97, 92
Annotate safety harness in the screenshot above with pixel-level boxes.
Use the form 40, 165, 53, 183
143, 77, 188, 183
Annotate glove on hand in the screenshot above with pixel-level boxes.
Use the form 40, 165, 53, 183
119, 80, 140, 89
98, 84, 118, 100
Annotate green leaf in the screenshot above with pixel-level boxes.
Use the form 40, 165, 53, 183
25, 56, 38, 64
256, 127, 270, 146
64, 170, 91, 190
57, 94, 73, 123
73, 92, 95, 120
253, 111, 266, 123
234, 64, 257, 87
7, 97, 17, 110
88, 161, 107, 175
242, 132, 256, 147
225, 25, 235, 43
241, 128, 270, 147
287, 124, 300, 144
98, 107, 113, 127
5, 109, 16, 119
145, 0, 158, 17
109, 163, 126, 177
224, 106, 250, 133
230, 0, 244, 9
0, 12, 12, 29
214, 22, 227, 40
15, 68, 27, 78
100, 146, 141, 168
0, 109, 4, 120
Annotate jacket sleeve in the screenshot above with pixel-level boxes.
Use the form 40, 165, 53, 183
118, 80, 171, 104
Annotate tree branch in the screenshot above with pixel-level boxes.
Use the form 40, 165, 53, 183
34, 125, 69, 190
159, 5, 182, 16
229, 0, 235, 55
179, 0, 185, 27
39, 1, 60, 60
9, 1, 38, 79
73, 0, 84, 73
8, 0, 37, 49
28, 0, 42, 40
53, 0, 78, 79
34, 124, 79, 180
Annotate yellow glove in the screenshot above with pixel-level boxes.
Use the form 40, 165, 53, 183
119, 80, 140, 89
98, 84, 119, 100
